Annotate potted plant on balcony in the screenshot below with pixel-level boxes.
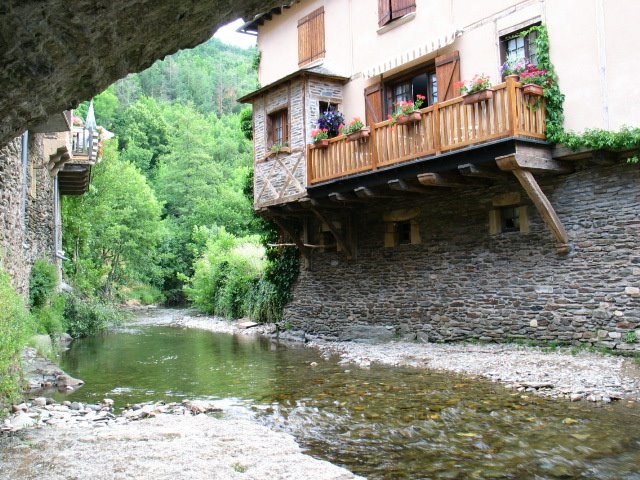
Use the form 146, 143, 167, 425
456, 74, 493, 105
340, 117, 369, 141
500, 56, 527, 81
317, 109, 345, 138
519, 64, 550, 96
310, 128, 330, 148
389, 94, 426, 125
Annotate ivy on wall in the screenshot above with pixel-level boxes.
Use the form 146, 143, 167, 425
526, 25, 639, 163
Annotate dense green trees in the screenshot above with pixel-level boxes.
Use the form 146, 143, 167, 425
62, 36, 297, 321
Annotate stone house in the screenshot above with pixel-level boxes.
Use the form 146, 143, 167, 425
239, 0, 640, 349
0, 106, 103, 295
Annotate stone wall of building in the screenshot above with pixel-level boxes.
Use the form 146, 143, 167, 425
0, 133, 57, 295
285, 162, 640, 351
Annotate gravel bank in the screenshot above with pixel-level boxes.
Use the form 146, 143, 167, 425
172, 312, 640, 403
0, 399, 363, 480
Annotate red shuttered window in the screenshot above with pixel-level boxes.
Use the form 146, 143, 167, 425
298, 7, 325, 67
378, 0, 416, 27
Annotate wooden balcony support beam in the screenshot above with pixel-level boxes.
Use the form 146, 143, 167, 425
387, 179, 430, 193
458, 163, 509, 181
270, 216, 309, 259
417, 172, 484, 188
496, 154, 570, 254
310, 208, 353, 258
329, 192, 365, 203
496, 148, 572, 175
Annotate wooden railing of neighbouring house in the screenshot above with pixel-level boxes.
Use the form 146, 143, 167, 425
307, 77, 546, 185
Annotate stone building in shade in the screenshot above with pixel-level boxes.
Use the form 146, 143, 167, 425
239, 0, 639, 349
0, 106, 103, 295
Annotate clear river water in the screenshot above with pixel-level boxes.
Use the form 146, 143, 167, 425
52, 313, 640, 479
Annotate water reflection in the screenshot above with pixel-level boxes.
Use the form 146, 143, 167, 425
56, 326, 640, 479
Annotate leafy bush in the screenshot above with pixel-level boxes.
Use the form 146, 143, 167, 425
186, 229, 266, 319
29, 259, 58, 308
63, 292, 125, 338
32, 293, 66, 336
0, 267, 33, 406
124, 284, 165, 305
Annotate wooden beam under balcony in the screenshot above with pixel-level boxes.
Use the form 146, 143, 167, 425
329, 192, 365, 203
310, 208, 352, 258
496, 153, 570, 254
387, 179, 430, 193
270, 216, 309, 259
496, 151, 572, 175
417, 172, 485, 188
458, 163, 509, 181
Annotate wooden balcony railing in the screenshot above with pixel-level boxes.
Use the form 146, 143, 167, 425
308, 77, 546, 185
71, 126, 100, 162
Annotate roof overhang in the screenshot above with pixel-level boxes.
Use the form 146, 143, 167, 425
237, 1, 300, 35
363, 30, 463, 79
31, 111, 72, 133
238, 67, 349, 103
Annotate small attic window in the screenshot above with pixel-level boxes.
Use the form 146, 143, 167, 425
397, 221, 412, 245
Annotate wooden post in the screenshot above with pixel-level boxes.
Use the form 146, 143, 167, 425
371, 124, 378, 170
433, 102, 441, 154
306, 143, 313, 186
271, 217, 310, 259
497, 154, 570, 254
506, 75, 519, 136
311, 207, 352, 258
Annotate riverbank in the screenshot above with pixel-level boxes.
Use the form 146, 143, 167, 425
0, 398, 363, 480
171, 311, 640, 403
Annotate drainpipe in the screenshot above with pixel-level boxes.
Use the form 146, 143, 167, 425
21, 130, 29, 236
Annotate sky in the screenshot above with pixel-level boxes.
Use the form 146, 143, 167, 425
213, 19, 257, 49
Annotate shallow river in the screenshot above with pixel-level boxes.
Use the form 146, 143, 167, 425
54, 315, 640, 479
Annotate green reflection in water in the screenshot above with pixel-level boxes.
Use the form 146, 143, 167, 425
56, 326, 640, 480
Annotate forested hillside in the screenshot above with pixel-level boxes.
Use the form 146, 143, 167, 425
63, 37, 298, 318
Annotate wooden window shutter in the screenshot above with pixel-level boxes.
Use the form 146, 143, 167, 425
298, 7, 325, 67
378, 0, 391, 27
282, 110, 289, 144
435, 50, 461, 101
391, 0, 416, 19
364, 83, 384, 126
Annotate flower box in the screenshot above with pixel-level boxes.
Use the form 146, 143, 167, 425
346, 127, 370, 141
396, 111, 422, 125
312, 139, 330, 149
522, 84, 544, 96
462, 89, 494, 105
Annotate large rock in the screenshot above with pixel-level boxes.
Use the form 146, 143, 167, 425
0, 0, 279, 146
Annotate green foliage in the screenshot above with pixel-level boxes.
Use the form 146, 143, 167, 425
0, 266, 33, 406
523, 25, 565, 143
186, 229, 266, 319
62, 292, 126, 338
625, 330, 638, 344
528, 25, 639, 160
32, 294, 66, 336
29, 259, 58, 308
240, 107, 253, 140
124, 284, 166, 306
62, 142, 164, 298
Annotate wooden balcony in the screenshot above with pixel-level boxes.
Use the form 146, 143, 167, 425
307, 78, 546, 186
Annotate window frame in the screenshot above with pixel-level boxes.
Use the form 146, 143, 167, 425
267, 108, 289, 151
499, 23, 541, 74
383, 64, 438, 117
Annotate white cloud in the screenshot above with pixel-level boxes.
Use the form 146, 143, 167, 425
214, 18, 257, 49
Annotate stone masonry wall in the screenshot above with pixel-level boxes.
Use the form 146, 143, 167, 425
0, 133, 56, 295
285, 162, 640, 351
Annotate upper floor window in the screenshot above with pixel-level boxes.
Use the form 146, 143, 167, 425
378, 0, 416, 27
267, 109, 288, 148
501, 26, 539, 68
386, 67, 437, 116
298, 7, 325, 67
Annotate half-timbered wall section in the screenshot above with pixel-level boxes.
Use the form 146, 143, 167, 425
250, 74, 344, 208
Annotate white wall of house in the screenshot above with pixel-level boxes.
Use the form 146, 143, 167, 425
255, 0, 639, 134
